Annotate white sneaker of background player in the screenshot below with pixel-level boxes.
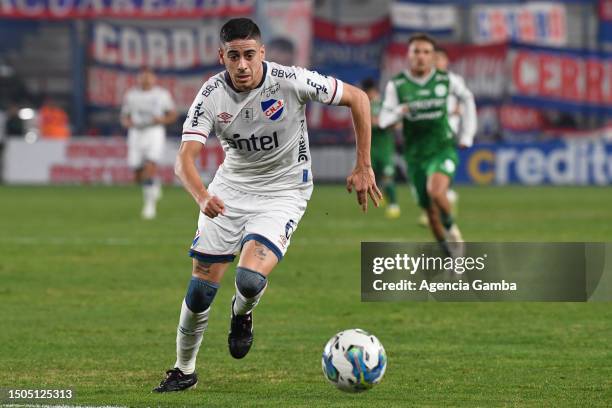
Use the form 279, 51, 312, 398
445, 224, 465, 261
142, 201, 156, 220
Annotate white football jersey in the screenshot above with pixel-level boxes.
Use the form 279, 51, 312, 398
121, 86, 175, 131
182, 61, 344, 197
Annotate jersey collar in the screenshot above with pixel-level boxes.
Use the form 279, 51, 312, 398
224, 62, 268, 94
403, 67, 436, 86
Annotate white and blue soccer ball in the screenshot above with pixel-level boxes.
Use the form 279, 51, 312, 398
321, 328, 387, 392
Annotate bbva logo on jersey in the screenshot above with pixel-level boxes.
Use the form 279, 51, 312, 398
261, 99, 284, 121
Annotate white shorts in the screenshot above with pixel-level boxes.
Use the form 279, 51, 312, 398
189, 181, 308, 263
127, 126, 166, 168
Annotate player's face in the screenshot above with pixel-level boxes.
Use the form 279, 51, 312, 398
219, 39, 265, 92
407, 40, 435, 77
139, 70, 156, 89
435, 51, 449, 71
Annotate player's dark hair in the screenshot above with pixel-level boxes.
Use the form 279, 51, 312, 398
220, 18, 262, 44
361, 78, 377, 92
434, 45, 448, 56
407, 33, 437, 49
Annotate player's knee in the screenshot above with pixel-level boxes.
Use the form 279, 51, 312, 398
185, 276, 219, 313
235, 267, 267, 298
427, 185, 444, 201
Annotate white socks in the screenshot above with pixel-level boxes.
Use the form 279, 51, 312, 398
174, 300, 210, 375
233, 284, 267, 316
142, 182, 159, 206
142, 180, 161, 219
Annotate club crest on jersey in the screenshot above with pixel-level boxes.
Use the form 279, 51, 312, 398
261, 99, 284, 121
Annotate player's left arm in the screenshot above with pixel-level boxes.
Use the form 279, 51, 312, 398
155, 90, 178, 126
449, 73, 477, 148
339, 83, 383, 212
292, 66, 382, 212
120, 92, 133, 129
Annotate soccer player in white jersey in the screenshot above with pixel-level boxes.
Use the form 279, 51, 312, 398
417, 46, 474, 227
120, 67, 177, 220
153, 18, 382, 392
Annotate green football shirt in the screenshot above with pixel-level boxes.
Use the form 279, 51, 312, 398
379, 68, 477, 163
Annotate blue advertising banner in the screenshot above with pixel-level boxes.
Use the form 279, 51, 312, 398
309, 16, 391, 143
311, 16, 391, 85
87, 21, 225, 113
456, 139, 612, 185
598, 0, 612, 44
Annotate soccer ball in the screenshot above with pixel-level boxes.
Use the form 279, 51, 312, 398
321, 328, 387, 392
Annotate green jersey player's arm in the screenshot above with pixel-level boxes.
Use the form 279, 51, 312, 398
175, 140, 225, 218
449, 72, 477, 148
378, 80, 408, 129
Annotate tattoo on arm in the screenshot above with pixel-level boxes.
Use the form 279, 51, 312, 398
254, 242, 268, 261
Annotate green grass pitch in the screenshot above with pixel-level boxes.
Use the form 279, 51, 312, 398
1, 185, 611, 407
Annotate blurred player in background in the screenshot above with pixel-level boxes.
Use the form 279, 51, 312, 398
120, 67, 177, 220
361, 78, 400, 219
153, 18, 381, 392
266, 37, 296, 66
379, 33, 476, 256
417, 46, 472, 227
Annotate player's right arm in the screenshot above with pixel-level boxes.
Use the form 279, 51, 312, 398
379, 80, 407, 129
175, 141, 224, 218
176, 81, 224, 218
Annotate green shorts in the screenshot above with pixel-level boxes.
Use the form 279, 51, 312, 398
407, 149, 458, 208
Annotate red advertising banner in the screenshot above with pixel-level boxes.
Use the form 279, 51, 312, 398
445, 43, 507, 101
382, 42, 507, 101
509, 44, 612, 112
0, 0, 254, 19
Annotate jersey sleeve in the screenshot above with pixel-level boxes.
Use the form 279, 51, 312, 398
293, 67, 344, 105
449, 72, 477, 147
181, 86, 214, 144
379, 80, 403, 129
161, 89, 176, 113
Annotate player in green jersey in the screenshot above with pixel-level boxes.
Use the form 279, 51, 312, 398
379, 34, 476, 257
362, 78, 400, 219
417, 46, 473, 228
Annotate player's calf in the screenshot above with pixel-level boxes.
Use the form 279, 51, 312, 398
174, 276, 219, 376
228, 267, 267, 359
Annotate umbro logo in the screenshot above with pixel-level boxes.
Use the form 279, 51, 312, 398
217, 112, 233, 124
